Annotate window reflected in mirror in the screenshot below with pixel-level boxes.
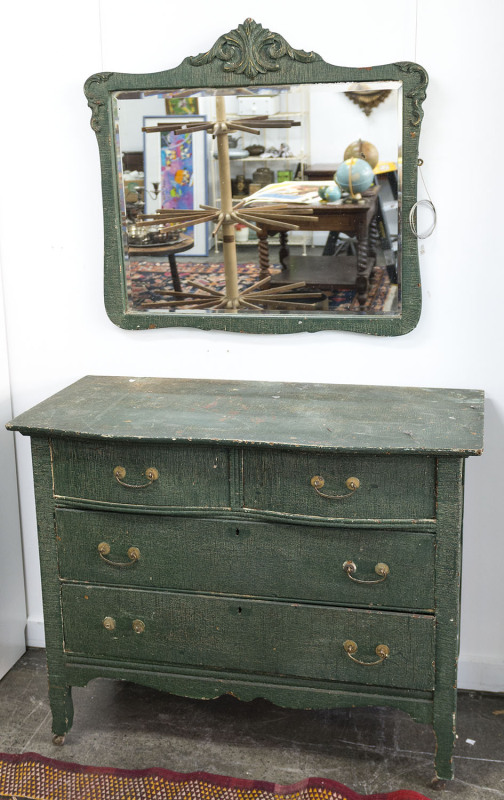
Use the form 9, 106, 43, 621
113, 81, 403, 317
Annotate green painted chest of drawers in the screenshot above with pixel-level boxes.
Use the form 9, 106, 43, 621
7, 377, 484, 781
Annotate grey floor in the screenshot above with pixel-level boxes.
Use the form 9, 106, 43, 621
1, 650, 503, 799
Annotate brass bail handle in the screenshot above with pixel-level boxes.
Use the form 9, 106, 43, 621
311, 475, 360, 500
97, 542, 141, 568
343, 560, 390, 584
113, 465, 159, 489
343, 640, 390, 666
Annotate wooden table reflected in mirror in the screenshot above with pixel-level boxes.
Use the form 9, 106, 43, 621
250, 184, 381, 307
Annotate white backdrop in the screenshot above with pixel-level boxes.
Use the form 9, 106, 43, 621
1, 0, 502, 691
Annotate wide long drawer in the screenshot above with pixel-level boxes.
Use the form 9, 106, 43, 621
56, 509, 435, 610
50, 439, 231, 509
243, 450, 436, 521
62, 585, 436, 691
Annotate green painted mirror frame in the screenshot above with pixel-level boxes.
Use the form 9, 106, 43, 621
85, 19, 428, 335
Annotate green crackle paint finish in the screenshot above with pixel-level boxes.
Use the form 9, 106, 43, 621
190, 19, 321, 79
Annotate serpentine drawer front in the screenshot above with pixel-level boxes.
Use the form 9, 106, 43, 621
243, 450, 436, 521
51, 439, 231, 509
7, 377, 484, 783
56, 509, 436, 611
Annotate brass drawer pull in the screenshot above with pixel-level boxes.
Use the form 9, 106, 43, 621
311, 475, 360, 500
132, 619, 145, 634
97, 542, 141, 568
343, 560, 389, 584
103, 617, 145, 634
343, 639, 390, 665
113, 465, 159, 489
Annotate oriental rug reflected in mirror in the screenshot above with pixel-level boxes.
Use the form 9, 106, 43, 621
128, 261, 397, 314
0, 753, 432, 800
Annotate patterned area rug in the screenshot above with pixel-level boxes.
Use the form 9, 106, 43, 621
127, 261, 396, 313
0, 753, 431, 800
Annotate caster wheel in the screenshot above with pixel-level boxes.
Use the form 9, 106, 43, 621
52, 734, 65, 746
431, 778, 447, 791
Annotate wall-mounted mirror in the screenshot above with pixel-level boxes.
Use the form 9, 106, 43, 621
85, 19, 427, 334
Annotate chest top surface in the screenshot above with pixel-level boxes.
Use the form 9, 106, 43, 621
7, 376, 484, 456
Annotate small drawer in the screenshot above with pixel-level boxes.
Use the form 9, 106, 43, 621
62, 585, 435, 692
50, 439, 231, 509
243, 450, 436, 521
56, 509, 435, 611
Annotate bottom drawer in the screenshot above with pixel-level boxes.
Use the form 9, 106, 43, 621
62, 585, 435, 691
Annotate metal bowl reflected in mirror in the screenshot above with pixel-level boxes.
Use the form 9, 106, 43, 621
127, 224, 181, 247
245, 145, 265, 156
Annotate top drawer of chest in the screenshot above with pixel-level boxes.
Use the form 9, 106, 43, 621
243, 450, 436, 521
50, 439, 231, 509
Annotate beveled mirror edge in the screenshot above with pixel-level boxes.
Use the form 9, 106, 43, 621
84, 18, 428, 335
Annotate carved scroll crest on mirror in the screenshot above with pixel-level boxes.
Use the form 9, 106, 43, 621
85, 19, 428, 334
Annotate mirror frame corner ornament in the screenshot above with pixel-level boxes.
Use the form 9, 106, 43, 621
84, 19, 428, 336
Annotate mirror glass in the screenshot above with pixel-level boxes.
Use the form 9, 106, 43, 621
113, 81, 403, 318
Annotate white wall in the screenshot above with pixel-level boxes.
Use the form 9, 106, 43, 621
1, 0, 502, 691
310, 85, 400, 165
0, 247, 26, 677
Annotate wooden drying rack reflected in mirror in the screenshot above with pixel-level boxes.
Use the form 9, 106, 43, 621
85, 19, 428, 334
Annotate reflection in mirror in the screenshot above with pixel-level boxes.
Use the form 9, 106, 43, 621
113, 81, 402, 317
